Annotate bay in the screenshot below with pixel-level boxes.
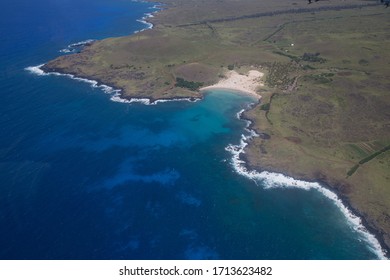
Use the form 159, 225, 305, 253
0, 0, 383, 259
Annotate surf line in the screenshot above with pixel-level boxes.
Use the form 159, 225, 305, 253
59, 39, 95, 54
226, 109, 388, 260
134, 0, 164, 34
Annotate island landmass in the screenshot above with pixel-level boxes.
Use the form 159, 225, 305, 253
41, 0, 390, 255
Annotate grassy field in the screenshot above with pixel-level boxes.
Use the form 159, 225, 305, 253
44, 0, 390, 252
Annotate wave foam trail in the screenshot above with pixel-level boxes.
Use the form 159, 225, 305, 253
133, 3, 163, 33
135, 19, 153, 33
59, 48, 74, 53
68, 39, 95, 48
226, 109, 388, 260
110, 91, 200, 105
59, 39, 95, 53
25, 64, 121, 94
25, 64, 48, 76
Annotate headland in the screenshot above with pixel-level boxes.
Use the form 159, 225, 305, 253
38, 0, 390, 256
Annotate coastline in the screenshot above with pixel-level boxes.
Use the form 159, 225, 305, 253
23, 63, 390, 259
27, 48, 389, 261
24, 0, 390, 259
199, 68, 389, 258
226, 110, 388, 259
26, 64, 202, 105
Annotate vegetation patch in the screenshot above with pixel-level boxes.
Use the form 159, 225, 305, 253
358, 59, 369, 66
260, 102, 270, 111
273, 51, 299, 61
347, 164, 360, 177
264, 62, 299, 88
359, 145, 390, 165
301, 52, 326, 63
175, 77, 204, 91
347, 144, 390, 177
304, 73, 334, 84
302, 64, 316, 70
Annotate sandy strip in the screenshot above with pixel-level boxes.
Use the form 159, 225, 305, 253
200, 70, 264, 99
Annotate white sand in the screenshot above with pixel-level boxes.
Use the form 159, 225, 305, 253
200, 70, 264, 99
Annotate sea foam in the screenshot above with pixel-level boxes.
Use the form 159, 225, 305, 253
110, 90, 200, 105
59, 39, 95, 53
134, 3, 162, 33
135, 14, 154, 33
226, 108, 388, 260
25, 64, 120, 94
25, 64, 47, 76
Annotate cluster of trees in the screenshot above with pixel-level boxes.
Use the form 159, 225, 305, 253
347, 164, 360, 177
302, 53, 326, 63
359, 145, 390, 165
347, 144, 390, 177
175, 78, 204, 91
260, 103, 270, 111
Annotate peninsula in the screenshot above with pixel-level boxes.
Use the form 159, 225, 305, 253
42, 0, 390, 254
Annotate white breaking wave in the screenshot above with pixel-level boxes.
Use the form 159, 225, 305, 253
25, 64, 120, 95
150, 5, 160, 10
25, 64, 47, 76
135, 17, 153, 33
226, 108, 388, 260
59, 39, 95, 53
68, 39, 95, 48
59, 48, 73, 54
133, 3, 163, 34
110, 90, 200, 105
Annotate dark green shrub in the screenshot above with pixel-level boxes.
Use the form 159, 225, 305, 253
175, 78, 204, 91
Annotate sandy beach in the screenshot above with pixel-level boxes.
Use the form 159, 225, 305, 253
200, 70, 264, 99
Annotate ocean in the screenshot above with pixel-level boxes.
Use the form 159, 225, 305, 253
0, 0, 386, 259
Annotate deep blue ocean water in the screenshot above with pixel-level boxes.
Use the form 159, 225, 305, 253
0, 0, 385, 259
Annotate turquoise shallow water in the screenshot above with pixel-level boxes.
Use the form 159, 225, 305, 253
0, 0, 385, 259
